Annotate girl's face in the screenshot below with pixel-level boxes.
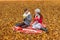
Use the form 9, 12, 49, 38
25, 10, 29, 14
35, 11, 37, 14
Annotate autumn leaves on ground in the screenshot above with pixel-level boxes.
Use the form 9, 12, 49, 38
0, 1, 60, 40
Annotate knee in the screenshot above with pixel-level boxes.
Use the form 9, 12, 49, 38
15, 23, 20, 26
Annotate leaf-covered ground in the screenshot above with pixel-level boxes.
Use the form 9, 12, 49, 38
0, 1, 60, 40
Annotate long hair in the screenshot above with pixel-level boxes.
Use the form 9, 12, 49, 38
38, 12, 43, 23
38, 12, 43, 18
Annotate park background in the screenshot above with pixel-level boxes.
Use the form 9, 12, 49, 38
0, 0, 60, 40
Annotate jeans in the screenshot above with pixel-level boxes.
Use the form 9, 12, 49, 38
15, 22, 28, 28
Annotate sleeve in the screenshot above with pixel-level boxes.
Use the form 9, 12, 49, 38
27, 14, 32, 21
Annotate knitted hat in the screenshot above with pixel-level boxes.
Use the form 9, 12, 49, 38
35, 8, 40, 13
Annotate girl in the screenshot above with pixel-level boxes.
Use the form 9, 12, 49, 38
32, 8, 47, 32
16, 9, 32, 28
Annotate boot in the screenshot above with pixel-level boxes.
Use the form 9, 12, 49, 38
40, 27, 48, 32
